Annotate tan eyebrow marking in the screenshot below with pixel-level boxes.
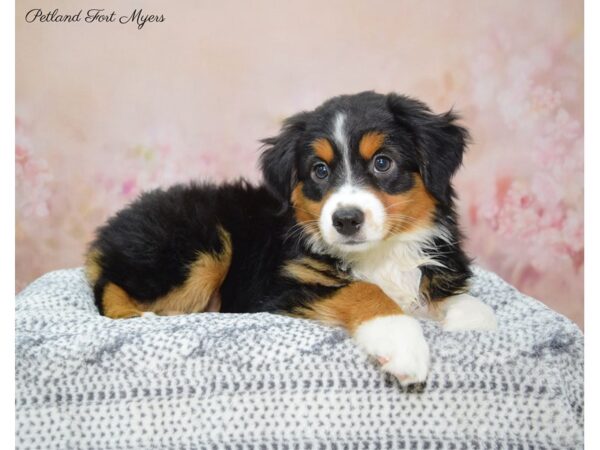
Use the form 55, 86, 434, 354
359, 132, 386, 160
311, 138, 334, 163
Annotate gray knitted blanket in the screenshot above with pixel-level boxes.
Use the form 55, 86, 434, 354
16, 267, 583, 449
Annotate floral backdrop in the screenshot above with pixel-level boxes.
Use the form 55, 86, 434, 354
16, 0, 583, 327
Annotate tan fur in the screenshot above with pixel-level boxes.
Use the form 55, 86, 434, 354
311, 138, 334, 163
359, 132, 386, 160
100, 227, 232, 319
84, 249, 102, 285
102, 283, 144, 319
291, 183, 331, 238
297, 257, 338, 274
294, 281, 403, 332
145, 227, 232, 315
281, 258, 346, 287
373, 173, 437, 235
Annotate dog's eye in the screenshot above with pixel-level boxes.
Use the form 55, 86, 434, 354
312, 162, 330, 180
373, 155, 392, 173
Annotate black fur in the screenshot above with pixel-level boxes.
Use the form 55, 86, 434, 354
386, 93, 470, 204
90, 180, 345, 314
88, 91, 473, 315
259, 112, 310, 206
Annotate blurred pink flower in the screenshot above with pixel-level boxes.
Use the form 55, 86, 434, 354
15, 119, 53, 218
463, 20, 582, 318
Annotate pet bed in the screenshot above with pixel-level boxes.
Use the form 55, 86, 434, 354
16, 267, 583, 449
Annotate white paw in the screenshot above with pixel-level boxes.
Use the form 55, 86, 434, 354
141, 312, 158, 318
354, 315, 430, 386
442, 293, 498, 331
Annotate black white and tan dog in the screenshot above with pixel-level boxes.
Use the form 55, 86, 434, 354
85, 91, 497, 385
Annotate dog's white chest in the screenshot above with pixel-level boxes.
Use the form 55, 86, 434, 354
348, 236, 435, 312
353, 261, 422, 311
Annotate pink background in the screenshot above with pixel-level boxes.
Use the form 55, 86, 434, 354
16, 0, 583, 327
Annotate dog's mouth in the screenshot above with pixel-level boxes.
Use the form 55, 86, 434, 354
302, 223, 381, 254
341, 239, 364, 245
332, 237, 381, 253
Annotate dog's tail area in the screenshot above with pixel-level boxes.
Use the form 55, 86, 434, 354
87, 272, 145, 319
86, 248, 141, 318
84, 247, 106, 314
84, 248, 151, 319
91, 275, 109, 315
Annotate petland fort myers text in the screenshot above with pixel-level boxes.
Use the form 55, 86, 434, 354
25, 8, 164, 30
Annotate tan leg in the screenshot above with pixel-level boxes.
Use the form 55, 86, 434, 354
97, 228, 232, 319
296, 281, 430, 386
102, 283, 144, 319
296, 282, 402, 330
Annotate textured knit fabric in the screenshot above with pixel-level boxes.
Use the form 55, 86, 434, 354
16, 267, 583, 449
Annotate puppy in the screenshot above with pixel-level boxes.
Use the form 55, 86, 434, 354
85, 91, 497, 385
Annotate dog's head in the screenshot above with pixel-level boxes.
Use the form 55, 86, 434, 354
260, 91, 469, 255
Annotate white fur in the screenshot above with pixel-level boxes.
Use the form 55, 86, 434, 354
332, 113, 352, 183
319, 185, 387, 248
441, 293, 498, 331
346, 227, 446, 312
354, 315, 430, 386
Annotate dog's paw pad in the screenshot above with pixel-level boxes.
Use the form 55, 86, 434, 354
376, 356, 389, 365
355, 315, 430, 386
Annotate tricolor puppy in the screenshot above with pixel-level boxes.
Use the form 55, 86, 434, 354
86, 92, 497, 386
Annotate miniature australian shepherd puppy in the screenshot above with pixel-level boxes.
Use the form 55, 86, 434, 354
85, 91, 497, 385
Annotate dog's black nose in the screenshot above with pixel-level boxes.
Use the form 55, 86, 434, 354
332, 208, 365, 236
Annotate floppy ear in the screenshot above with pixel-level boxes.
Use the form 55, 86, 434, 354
387, 93, 470, 203
260, 112, 309, 203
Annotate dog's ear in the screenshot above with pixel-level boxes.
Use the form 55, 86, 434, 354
387, 93, 470, 203
260, 112, 309, 203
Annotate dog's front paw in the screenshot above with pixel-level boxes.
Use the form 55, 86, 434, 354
442, 293, 498, 331
354, 315, 430, 386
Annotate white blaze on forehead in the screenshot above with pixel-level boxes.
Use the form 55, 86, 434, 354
332, 112, 352, 184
